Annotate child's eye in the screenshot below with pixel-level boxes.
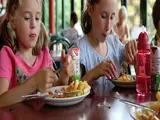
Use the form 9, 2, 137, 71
36, 17, 40, 21
24, 17, 30, 20
101, 14, 107, 19
110, 15, 115, 20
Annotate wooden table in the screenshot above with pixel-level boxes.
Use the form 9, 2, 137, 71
0, 86, 157, 120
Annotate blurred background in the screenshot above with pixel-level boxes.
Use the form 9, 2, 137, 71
0, 0, 156, 41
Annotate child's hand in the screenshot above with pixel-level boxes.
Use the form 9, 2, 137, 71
31, 67, 58, 92
92, 60, 117, 80
125, 40, 137, 64
61, 50, 74, 77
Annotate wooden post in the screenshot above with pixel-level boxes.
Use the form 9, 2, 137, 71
49, 0, 55, 35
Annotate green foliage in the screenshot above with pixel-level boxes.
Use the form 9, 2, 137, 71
43, 0, 83, 35
42, 0, 156, 38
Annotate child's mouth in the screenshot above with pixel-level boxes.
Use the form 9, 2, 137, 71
102, 33, 107, 38
29, 34, 37, 39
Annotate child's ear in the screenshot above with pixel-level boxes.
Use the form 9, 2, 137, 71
87, 3, 93, 17
9, 17, 16, 30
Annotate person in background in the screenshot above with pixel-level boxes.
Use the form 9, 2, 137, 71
114, 6, 130, 44
62, 11, 83, 44
75, 0, 137, 94
114, 6, 131, 74
151, 0, 160, 47
71, 11, 84, 38
130, 16, 142, 40
0, 0, 74, 107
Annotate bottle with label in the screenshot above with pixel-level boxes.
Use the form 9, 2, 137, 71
151, 47, 160, 91
136, 29, 151, 95
157, 74, 160, 91
68, 48, 80, 82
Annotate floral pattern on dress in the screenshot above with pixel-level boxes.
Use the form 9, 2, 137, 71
16, 67, 28, 85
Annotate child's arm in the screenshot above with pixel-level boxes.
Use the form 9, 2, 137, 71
0, 77, 36, 107
80, 64, 95, 85
80, 68, 96, 85
53, 50, 74, 86
0, 67, 57, 107
125, 40, 137, 64
81, 61, 117, 84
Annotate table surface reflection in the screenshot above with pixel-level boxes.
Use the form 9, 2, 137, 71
0, 86, 157, 120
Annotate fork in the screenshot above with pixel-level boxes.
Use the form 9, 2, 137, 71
119, 99, 157, 114
22, 92, 49, 100
22, 91, 80, 100
52, 59, 60, 77
113, 92, 157, 115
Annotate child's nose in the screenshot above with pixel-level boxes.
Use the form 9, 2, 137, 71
105, 19, 111, 31
30, 19, 36, 29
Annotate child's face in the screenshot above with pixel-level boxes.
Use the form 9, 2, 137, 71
118, 13, 126, 24
89, 0, 117, 42
13, 0, 42, 49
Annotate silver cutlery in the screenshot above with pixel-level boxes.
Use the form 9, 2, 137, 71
22, 92, 49, 100
119, 99, 156, 114
113, 92, 157, 115
22, 91, 80, 100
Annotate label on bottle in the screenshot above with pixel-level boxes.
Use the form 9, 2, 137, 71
151, 47, 160, 91
68, 48, 80, 81
156, 74, 160, 91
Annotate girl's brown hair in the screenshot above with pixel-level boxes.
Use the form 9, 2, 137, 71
82, 0, 100, 34
152, 0, 160, 30
0, 0, 50, 55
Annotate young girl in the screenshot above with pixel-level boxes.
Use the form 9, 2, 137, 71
114, 6, 130, 44
76, 0, 137, 93
0, 0, 74, 107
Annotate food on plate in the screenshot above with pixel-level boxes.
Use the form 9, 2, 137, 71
49, 81, 91, 98
135, 109, 159, 120
118, 74, 132, 81
67, 80, 91, 95
156, 92, 160, 102
135, 92, 160, 120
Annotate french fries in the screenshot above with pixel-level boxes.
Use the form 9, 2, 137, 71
118, 74, 132, 81
67, 81, 91, 95
135, 92, 160, 120
156, 92, 160, 102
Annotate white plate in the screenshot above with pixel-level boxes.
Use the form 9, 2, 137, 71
112, 76, 136, 88
130, 102, 157, 120
44, 85, 90, 106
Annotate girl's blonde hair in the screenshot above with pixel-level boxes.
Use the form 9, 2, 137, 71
0, 0, 50, 55
119, 6, 128, 20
